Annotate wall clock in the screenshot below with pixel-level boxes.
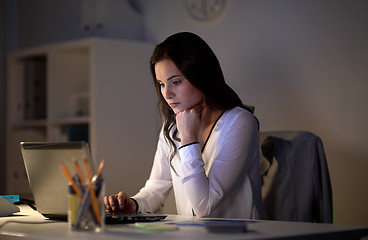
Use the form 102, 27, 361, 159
183, 0, 227, 22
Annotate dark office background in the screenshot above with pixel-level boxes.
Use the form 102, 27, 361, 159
1, 0, 368, 225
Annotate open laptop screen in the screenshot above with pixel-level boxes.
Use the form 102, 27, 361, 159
20, 142, 95, 220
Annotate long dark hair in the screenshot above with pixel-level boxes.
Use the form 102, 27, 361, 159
150, 32, 257, 168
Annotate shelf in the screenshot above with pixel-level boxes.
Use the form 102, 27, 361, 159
11, 117, 90, 128
50, 116, 90, 126
11, 119, 47, 129
6, 37, 157, 200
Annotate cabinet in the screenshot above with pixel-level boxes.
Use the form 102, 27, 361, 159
6, 38, 160, 198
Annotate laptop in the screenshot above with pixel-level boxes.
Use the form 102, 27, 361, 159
20, 141, 166, 223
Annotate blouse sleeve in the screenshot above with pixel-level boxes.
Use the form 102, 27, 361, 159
132, 127, 173, 213
179, 110, 259, 217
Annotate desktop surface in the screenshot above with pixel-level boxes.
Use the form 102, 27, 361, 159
1, 204, 367, 240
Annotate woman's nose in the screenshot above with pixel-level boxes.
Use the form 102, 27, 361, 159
163, 86, 174, 99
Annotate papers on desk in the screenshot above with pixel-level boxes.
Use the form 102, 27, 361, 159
0, 197, 20, 217
164, 219, 255, 233
203, 219, 248, 233
133, 219, 249, 234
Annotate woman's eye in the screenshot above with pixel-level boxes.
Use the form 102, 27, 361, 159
173, 80, 181, 85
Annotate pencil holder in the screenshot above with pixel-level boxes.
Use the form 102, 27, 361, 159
68, 175, 105, 232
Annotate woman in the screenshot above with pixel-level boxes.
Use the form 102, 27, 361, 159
104, 32, 266, 219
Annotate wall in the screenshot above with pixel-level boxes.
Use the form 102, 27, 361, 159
142, 0, 368, 225
17, 0, 144, 48
3, 0, 368, 226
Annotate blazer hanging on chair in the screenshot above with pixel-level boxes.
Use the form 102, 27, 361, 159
260, 131, 333, 223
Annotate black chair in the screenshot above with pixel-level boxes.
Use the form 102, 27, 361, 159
259, 131, 333, 223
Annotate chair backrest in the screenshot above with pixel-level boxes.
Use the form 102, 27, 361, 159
259, 131, 333, 223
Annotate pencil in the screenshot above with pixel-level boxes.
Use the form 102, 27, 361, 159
96, 159, 105, 176
83, 158, 101, 224
60, 164, 83, 200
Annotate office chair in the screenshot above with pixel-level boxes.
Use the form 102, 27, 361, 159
259, 131, 333, 223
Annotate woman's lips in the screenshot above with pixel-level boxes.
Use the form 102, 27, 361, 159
169, 102, 180, 108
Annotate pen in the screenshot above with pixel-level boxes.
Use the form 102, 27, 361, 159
83, 158, 101, 224
92, 174, 104, 196
73, 175, 85, 196
73, 159, 86, 189
75, 174, 104, 226
75, 185, 93, 226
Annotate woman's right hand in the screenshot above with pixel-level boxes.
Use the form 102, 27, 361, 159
176, 104, 203, 145
104, 191, 137, 214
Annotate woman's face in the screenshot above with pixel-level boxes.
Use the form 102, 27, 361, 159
155, 59, 203, 114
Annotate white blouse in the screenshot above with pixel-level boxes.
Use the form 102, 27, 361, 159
133, 107, 266, 219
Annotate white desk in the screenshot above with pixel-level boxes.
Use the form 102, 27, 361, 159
1, 205, 367, 240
